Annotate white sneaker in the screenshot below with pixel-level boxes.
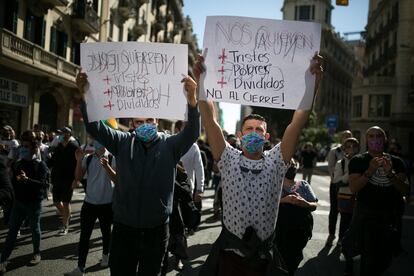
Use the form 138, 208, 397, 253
58, 226, 68, 236
100, 254, 109, 267
29, 254, 41, 265
64, 267, 85, 276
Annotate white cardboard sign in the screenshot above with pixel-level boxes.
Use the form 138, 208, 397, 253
80, 42, 188, 122
202, 16, 321, 110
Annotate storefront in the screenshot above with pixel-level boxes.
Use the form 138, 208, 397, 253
0, 77, 28, 135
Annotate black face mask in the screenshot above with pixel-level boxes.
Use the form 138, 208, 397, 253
285, 166, 297, 180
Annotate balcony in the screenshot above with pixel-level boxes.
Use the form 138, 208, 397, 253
40, 0, 69, 7
362, 76, 396, 86
0, 28, 79, 86
71, 0, 100, 35
27, 0, 68, 16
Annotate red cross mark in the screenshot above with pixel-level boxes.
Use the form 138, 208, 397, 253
217, 76, 227, 88
218, 66, 225, 74
104, 100, 114, 110
103, 75, 111, 85
103, 88, 112, 97
218, 49, 227, 64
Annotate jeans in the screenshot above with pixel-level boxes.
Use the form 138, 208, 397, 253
78, 202, 113, 268
302, 168, 313, 183
109, 222, 169, 276
328, 182, 339, 235
0, 200, 42, 262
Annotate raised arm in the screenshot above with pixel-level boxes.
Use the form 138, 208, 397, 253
168, 76, 201, 161
74, 148, 86, 183
193, 55, 226, 161
101, 156, 117, 183
280, 54, 323, 164
76, 73, 128, 156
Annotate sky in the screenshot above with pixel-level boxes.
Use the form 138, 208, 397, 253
183, 0, 369, 134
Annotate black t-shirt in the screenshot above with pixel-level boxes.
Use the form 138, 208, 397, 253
12, 159, 48, 202
301, 150, 317, 168
348, 152, 406, 211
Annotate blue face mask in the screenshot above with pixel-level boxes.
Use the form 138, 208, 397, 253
19, 147, 32, 159
93, 141, 104, 152
58, 135, 64, 143
135, 123, 158, 143
241, 132, 265, 154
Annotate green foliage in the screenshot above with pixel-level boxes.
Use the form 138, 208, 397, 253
299, 126, 331, 147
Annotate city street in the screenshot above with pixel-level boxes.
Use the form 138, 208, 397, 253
0, 165, 413, 275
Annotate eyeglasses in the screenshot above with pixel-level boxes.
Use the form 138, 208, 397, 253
240, 166, 262, 175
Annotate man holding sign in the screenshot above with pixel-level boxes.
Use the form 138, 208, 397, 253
76, 71, 200, 276
194, 51, 323, 275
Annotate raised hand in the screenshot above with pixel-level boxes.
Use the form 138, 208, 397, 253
100, 156, 109, 169
181, 75, 197, 107
76, 72, 88, 100
310, 53, 324, 92
16, 170, 28, 183
193, 54, 206, 83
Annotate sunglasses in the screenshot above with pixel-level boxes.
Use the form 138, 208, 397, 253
240, 166, 262, 175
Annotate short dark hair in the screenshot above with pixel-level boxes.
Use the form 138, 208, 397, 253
175, 120, 184, 131
241, 114, 266, 128
21, 130, 37, 149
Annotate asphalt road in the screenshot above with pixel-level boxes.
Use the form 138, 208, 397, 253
0, 168, 413, 275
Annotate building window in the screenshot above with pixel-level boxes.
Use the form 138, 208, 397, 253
0, 0, 19, 33
50, 25, 68, 58
24, 10, 46, 47
295, 5, 314, 20
118, 25, 124, 41
325, 9, 331, 24
109, 14, 114, 39
71, 40, 80, 65
368, 95, 391, 117
352, 96, 362, 118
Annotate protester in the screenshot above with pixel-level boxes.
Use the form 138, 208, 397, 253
299, 142, 317, 184
64, 140, 116, 276
0, 155, 14, 219
76, 71, 200, 276
197, 139, 214, 188
276, 159, 317, 276
342, 126, 409, 276
0, 125, 20, 163
326, 130, 352, 245
0, 131, 49, 272
161, 163, 200, 274
332, 137, 359, 275
34, 130, 49, 162
47, 126, 78, 235
195, 53, 323, 275
175, 121, 205, 211
333, 137, 359, 244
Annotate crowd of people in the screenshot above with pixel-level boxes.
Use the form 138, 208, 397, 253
0, 52, 410, 276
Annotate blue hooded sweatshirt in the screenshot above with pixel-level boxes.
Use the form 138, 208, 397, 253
80, 101, 200, 228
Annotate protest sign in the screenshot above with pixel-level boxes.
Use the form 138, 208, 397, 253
80, 42, 188, 122
202, 16, 321, 110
